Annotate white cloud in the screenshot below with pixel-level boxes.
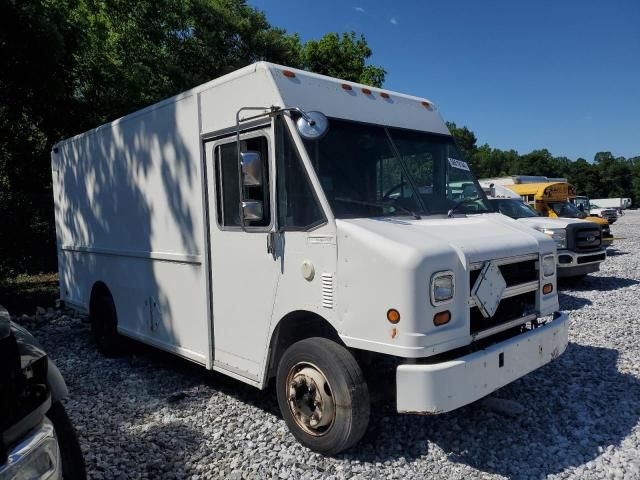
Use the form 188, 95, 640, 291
354, 6, 365, 13
390, 17, 399, 25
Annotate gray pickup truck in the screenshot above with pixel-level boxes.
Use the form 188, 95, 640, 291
0, 305, 85, 479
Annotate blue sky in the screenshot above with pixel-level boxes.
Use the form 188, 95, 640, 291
250, 0, 640, 161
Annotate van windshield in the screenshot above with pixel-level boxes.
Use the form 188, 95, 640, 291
490, 199, 538, 219
302, 118, 491, 218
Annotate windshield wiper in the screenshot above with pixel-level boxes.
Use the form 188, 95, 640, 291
335, 197, 422, 220
447, 196, 480, 218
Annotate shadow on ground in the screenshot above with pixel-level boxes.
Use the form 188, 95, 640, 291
346, 343, 639, 479
102, 335, 638, 479
604, 249, 629, 257
558, 292, 592, 311
560, 275, 639, 292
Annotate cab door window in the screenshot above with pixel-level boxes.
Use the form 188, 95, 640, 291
214, 136, 270, 228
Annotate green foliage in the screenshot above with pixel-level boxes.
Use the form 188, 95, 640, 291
446, 122, 477, 164
0, 0, 385, 276
300, 32, 385, 87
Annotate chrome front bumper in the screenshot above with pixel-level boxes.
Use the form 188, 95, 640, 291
0, 418, 62, 480
396, 312, 569, 414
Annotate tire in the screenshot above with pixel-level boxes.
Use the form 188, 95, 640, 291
90, 292, 123, 357
47, 402, 86, 480
276, 337, 369, 455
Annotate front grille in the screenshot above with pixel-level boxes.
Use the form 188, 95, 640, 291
577, 252, 606, 264
567, 223, 602, 252
470, 259, 537, 291
498, 260, 537, 286
470, 291, 536, 334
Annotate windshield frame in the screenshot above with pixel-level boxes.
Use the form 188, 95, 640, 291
298, 116, 494, 219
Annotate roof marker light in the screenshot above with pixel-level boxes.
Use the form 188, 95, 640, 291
380, 92, 390, 99
421, 101, 433, 110
282, 70, 296, 78
361, 88, 372, 95
341, 83, 353, 91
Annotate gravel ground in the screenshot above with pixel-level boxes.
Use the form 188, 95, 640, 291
14, 211, 640, 479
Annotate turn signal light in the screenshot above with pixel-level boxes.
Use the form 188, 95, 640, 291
543, 283, 554, 295
433, 311, 451, 326
387, 309, 400, 324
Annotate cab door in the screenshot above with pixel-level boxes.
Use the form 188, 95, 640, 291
205, 127, 279, 383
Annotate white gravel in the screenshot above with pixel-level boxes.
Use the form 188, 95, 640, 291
15, 211, 640, 479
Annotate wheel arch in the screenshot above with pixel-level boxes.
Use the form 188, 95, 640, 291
265, 310, 343, 382
89, 281, 113, 316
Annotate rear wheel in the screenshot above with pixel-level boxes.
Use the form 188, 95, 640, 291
47, 401, 86, 479
276, 337, 369, 455
90, 291, 123, 357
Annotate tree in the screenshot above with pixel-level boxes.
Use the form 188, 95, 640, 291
446, 122, 478, 169
0, 0, 387, 276
0, 0, 85, 276
300, 32, 385, 87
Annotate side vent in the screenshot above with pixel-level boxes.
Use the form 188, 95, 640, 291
321, 273, 334, 309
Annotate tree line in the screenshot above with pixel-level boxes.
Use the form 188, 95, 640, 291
448, 122, 640, 204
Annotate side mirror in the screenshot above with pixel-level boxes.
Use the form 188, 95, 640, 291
242, 200, 264, 222
241, 151, 263, 186
296, 111, 329, 140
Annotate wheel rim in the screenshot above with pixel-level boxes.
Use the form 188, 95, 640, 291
286, 362, 336, 436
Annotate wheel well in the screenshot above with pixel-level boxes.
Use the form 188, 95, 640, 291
89, 281, 112, 317
266, 311, 342, 380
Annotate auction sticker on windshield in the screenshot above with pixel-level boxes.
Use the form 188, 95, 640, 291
448, 158, 470, 171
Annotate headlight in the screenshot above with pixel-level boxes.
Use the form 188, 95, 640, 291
542, 254, 555, 277
2, 419, 61, 480
431, 271, 454, 305
535, 227, 566, 249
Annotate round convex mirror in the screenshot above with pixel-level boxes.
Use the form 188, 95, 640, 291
296, 111, 329, 140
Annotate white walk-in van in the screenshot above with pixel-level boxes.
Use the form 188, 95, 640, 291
52, 62, 569, 454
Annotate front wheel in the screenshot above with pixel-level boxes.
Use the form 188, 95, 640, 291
47, 402, 86, 479
276, 337, 370, 455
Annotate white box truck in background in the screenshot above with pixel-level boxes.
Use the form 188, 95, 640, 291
590, 198, 632, 210
52, 62, 568, 454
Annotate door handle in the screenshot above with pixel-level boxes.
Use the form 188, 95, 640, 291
267, 231, 280, 259
267, 231, 275, 255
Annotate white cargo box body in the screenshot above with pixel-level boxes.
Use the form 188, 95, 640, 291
53, 61, 566, 423
52, 62, 449, 378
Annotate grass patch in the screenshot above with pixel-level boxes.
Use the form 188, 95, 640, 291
0, 272, 59, 315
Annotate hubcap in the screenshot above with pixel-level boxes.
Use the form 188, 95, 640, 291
286, 362, 335, 436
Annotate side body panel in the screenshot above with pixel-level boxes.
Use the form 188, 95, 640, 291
52, 93, 210, 365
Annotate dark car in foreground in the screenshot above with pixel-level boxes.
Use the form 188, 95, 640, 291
0, 305, 85, 479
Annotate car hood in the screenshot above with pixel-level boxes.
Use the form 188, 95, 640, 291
516, 217, 591, 229
0, 305, 47, 370
337, 212, 555, 264
585, 216, 609, 225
